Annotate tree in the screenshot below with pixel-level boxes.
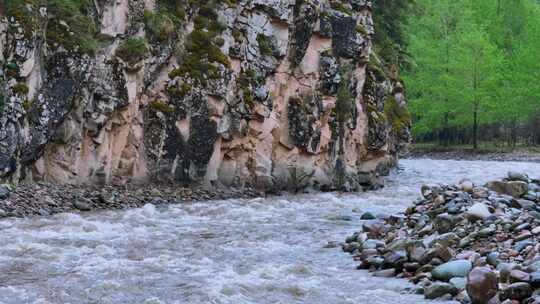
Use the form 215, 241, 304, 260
454, 28, 503, 149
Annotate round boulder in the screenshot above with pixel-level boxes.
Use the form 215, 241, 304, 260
466, 267, 499, 304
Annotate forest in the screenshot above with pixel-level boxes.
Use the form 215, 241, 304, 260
381, 0, 540, 149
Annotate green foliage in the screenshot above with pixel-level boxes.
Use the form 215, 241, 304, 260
356, 25, 368, 36
335, 73, 354, 124
22, 99, 33, 111
172, 0, 229, 86
256, 34, 273, 56
116, 37, 150, 64
143, 10, 176, 42
7, 0, 99, 54
12, 82, 29, 96
372, 0, 414, 67
384, 97, 411, 132
330, 2, 353, 15
403, 0, 540, 146
149, 100, 175, 113
237, 69, 260, 105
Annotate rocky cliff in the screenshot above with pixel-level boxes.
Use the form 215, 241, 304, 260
0, 0, 410, 191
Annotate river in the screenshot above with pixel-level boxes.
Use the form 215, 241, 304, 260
2, 159, 540, 304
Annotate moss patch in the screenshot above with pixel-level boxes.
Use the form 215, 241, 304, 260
169, 0, 229, 86
144, 10, 176, 42
116, 37, 150, 64
256, 34, 273, 56
149, 100, 175, 113
237, 69, 262, 106
12, 82, 29, 96
7, 0, 99, 55
330, 2, 353, 15
384, 97, 411, 132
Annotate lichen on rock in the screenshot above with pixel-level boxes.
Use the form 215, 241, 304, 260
0, 0, 410, 192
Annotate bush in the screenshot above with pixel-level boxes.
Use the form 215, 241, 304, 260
256, 34, 273, 56
384, 97, 411, 132
12, 83, 29, 96
149, 100, 175, 113
144, 10, 176, 42
116, 37, 150, 64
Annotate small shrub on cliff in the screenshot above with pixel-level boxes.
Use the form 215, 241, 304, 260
335, 75, 354, 124
12, 83, 29, 96
356, 25, 368, 36
144, 10, 176, 42
330, 2, 353, 15
171, 0, 230, 86
149, 100, 175, 113
116, 37, 150, 64
384, 97, 411, 133
23, 99, 33, 111
256, 34, 273, 56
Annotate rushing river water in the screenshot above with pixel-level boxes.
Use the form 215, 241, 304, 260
2, 159, 540, 304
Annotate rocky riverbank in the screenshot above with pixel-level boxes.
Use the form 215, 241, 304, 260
344, 172, 540, 303
0, 183, 261, 218
405, 148, 540, 162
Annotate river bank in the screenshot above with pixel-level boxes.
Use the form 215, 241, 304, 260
344, 171, 540, 303
405, 146, 540, 162
0, 182, 261, 218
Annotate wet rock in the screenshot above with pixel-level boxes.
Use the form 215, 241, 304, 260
373, 269, 396, 277
432, 260, 472, 282
487, 181, 528, 198
530, 272, 540, 288
0, 185, 10, 200
344, 174, 540, 303
508, 172, 530, 183
361, 212, 376, 220
487, 252, 500, 267
466, 202, 492, 220
500, 282, 533, 301
73, 199, 92, 211
424, 282, 458, 300
467, 267, 499, 304
510, 270, 531, 283
460, 180, 474, 193
450, 277, 467, 290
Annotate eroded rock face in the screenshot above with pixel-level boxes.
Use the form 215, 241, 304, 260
0, 0, 410, 191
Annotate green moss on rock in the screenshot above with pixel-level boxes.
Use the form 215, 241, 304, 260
12, 82, 29, 96
7, 0, 99, 54
116, 37, 150, 64
149, 100, 175, 113
171, 0, 230, 86
256, 34, 273, 56
384, 97, 411, 132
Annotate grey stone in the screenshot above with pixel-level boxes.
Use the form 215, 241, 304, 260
466, 203, 492, 220
0, 185, 9, 200
487, 180, 528, 198
424, 282, 458, 300
73, 200, 92, 211
500, 282, 532, 301
432, 260, 473, 282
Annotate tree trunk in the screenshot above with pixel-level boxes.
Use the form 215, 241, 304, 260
473, 109, 478, 150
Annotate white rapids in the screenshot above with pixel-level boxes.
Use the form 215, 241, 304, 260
2, 159, 540, 304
